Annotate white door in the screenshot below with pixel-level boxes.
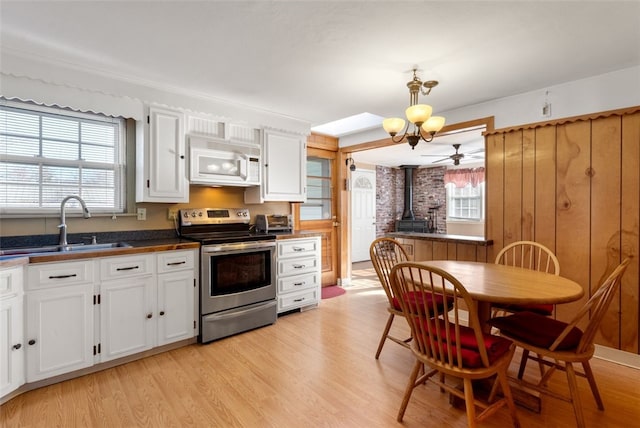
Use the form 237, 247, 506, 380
350, 169, 377, 262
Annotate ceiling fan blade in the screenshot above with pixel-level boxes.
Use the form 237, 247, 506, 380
466, 148, 485, 155
420, 154, 449, 157
432, 157, 450, 163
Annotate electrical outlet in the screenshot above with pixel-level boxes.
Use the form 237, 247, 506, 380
168, 209, 178, 221
136, 207, 146, 221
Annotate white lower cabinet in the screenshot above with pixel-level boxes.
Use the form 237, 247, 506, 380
0, 265, 25, 397
26, 283, 94, 382
156, 250, 197, 346
18, 248, 198, 388
276, 237, 321, 313
100, 275, 156, 362
25, 260, 94, 382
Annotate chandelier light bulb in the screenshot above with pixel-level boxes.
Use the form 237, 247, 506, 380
382, 117, 406, 135
422, 116, 446, 133
405, 104, 432, 125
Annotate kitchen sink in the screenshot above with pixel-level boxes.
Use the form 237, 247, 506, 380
0, 242, 132, 256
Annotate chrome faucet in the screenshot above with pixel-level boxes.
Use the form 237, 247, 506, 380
58, 195, 91, 250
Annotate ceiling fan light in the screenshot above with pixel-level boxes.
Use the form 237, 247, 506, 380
405, 104, 432, 125
382, 117, 406, 135
422, 116, 446, 133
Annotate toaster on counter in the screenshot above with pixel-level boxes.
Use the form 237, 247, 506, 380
255, 214, 292, 233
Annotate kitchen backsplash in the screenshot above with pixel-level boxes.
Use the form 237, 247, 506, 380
0, 186, 291, 239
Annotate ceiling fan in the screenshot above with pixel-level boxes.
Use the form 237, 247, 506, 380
421, 143, 484, 166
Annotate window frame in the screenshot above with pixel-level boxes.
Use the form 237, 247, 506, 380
446, 181, 485, 222
0, 99, 127, 216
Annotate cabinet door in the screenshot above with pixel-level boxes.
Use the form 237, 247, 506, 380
100, 276, 155, 362
0, 295, 24, 397
137, 106, 188, 202
157, 271, 195, 346
247, 129, 306, 202
26, 286, 93, 382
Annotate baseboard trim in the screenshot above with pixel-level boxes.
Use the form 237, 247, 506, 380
594, 344, 640, 369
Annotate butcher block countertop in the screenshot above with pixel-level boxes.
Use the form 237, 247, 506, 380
272, 230, 323, 240
0, 239, 200, 266
385, 232, 493, 246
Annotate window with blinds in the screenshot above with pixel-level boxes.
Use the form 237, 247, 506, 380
446, 182, 485, 221
0, 101, 126, 215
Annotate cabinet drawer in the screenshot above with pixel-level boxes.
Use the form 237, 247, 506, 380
27, 260, 94, 290
278, 272, 320, 293
277, 239, 319, 258
278, 288, 318, 312
157, 250, 195, 273
277, 255, 318, 277
100, 254, 153, 280
0, 265, 24, 297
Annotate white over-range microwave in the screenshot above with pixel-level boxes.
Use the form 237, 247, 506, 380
188, 136, 261, 187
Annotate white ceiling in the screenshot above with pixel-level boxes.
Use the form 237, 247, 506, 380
1, 1, 639, 168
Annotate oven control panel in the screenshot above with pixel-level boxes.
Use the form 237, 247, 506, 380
179, 208, 250, 225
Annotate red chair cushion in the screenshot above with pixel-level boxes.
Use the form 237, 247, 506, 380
392, 291, 452, 312
496, 303, 553, 316
488, 311, 583, 350
417, 320, 513, 368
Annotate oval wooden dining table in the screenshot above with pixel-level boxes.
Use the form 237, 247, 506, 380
413, 260, 585, 332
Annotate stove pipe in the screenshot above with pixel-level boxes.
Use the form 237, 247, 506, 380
400, 165, 418, 220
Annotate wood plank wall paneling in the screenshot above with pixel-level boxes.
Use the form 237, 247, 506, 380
621, 113, 640, 352
534, 126, 557, 253
486, 133, 505, 262
591, 116, 622, 347
485, 107, 640, 353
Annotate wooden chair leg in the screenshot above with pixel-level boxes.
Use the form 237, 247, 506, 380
566, 363, 586, 428
517, 349, 530, 379
397, 359, 422, 422
582, 361, 605, 410
497, 369, 520, 428
375, 313, 394, 359
463, 377, 477, 428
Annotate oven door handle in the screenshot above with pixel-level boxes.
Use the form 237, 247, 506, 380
202, 241, 276, 254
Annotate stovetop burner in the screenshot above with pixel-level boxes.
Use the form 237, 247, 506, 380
178, 208, 276, 244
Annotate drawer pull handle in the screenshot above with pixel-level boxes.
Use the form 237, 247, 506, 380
12, 343, 22, 350
167, 261, 186, 266
49, 273, 77, 279
293, 264, 305, 269
292, 247, 305, 252
294, 298, 305, 302
159, 311, 165, 316
294, 282, 305, 286
117, 266, 139, 271
146, 313, 153, 319
28, 339, 36, 346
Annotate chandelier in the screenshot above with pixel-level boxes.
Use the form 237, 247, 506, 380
382, 68, 446, 149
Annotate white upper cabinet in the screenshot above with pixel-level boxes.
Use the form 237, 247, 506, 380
245, 129, 307, 203
136, 105, 189, 203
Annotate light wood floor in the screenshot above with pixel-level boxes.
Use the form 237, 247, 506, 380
2, 265, 639, 427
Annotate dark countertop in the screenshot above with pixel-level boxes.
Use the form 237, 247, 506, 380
0, 238, 200, 266
386, 232, 493, 246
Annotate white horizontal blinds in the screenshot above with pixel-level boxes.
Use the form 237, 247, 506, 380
447, 182, 484, 221
0, 101, 125, 214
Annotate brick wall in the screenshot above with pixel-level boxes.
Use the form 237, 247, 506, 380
375, 165, 447, 235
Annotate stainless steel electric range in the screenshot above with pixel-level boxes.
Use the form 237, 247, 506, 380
179, 208, 277, 343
